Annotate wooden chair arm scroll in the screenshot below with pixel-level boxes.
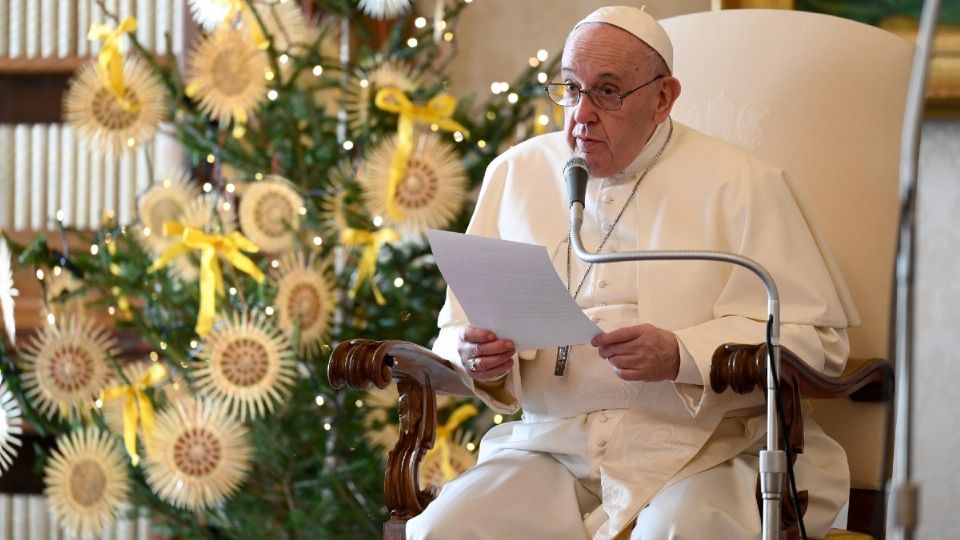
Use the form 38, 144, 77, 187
710, 343, 893, 539
328, 339, 471, 539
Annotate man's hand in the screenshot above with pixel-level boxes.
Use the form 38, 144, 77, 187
458, 325, 515, 382
591, 323, 681, 382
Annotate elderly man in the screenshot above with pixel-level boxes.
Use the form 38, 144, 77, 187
409, 6, 855, 539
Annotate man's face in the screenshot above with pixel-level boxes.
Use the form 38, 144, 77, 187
561, 24, 675, 178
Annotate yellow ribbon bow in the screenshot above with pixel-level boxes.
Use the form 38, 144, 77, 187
87, 17, 139, 112
425, 403, 479, 482
101, 362, 168, 466
149, 222, 265, 335
374, 87, 470, 220
224, 0, 270, 49
340, 227, 400, 305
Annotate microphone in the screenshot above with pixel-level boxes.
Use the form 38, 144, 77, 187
564, 156, 589, 208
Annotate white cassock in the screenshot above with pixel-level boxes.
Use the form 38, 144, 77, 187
407, 120, 859, 540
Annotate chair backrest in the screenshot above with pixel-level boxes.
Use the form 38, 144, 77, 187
660, 8, 913, 502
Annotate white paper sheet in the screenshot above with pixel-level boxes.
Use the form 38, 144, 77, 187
427, 229, 600, 351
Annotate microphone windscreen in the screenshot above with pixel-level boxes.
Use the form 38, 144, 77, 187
564, 156, 590, 207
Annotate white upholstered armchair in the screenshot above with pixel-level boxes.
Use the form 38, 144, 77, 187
329, 9, 913, 540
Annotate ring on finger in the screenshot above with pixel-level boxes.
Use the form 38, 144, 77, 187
467, 358, 480, 371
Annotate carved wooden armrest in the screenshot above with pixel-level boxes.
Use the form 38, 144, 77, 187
710, 343, 893, 538
327, 339, 472, 538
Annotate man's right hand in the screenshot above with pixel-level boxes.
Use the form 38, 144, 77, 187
458, 325, 515, 382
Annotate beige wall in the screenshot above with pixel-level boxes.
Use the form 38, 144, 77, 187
915, 119, 960, 538
439, 0, 710, 97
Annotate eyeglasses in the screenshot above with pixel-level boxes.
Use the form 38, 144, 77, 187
544, 75, 665, 111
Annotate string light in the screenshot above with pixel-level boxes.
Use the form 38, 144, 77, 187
127, 138, 136, 148
507, 93, 518, 104
414, 17, 427, 28
407, 38, 418, 48
354, 399, 363, 408
46, 313, 56, 325
229, 287, 237, 296
372, 215, 384, 227
268, 90, 279, 101
35, 269, 45, 280
538, 115, 550, 126
279, 54, 289, 64
477, 140, 487, 149
453, 131, 464, 143
203, 182, 213, 192
254, 173, 264, 180
312, 65, 323, 76
359, 79, 369, 88
537, 72, 548, 84
315, 395, 325, 406
265, 306, 275, 316
190, 340, 199, 349
298, 206, 307, 216
493, 414, 504, 424
225, 183, 236, 193
95, 399, 104, 408
108, 306, 116, 316
443, 32, 454, 42
323, 422, 332, 431
264, 70, 275, 81
343, 140, 354, 150
393, 277, 404, 287
53, 266, 62, 276
466, 442, 476, 452
312, 236, 323, 246
90, 244, 100, 255
149, 351, 159, 361
206, 154, 216, 164
56, 209, 64, 222
159, 341, 168, 350
222, 201, 232, 212
537, 49, 549, 61
271, 259, 280, 269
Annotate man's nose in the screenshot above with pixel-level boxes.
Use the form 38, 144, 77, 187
572, 92, 599, 124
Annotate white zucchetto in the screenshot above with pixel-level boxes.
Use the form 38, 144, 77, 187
573, 6, 673, 72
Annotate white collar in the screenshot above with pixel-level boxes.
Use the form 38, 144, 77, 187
612, 117, 673, 182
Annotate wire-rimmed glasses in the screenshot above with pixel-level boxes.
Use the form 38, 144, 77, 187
544, 75, 664, 111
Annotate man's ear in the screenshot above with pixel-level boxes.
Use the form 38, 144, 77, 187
654, 77, 682, 123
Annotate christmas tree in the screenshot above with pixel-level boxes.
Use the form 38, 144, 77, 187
0, 0, 559, 537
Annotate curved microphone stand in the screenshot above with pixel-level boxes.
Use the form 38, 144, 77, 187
567, 201, 785, 540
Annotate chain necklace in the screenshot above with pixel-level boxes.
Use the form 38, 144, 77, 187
555, 119, 674, 376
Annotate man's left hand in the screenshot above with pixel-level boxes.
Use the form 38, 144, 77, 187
591, 324, 681, 382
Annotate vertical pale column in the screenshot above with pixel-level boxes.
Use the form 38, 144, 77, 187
0, 0, 8, 57
103, 152, 117, 222
77, 0, 90, 57
89, 0, 103, 59
30, 124, 48, 229
28, 496, 49, 539
89, 150, 103, 228
57, 0, 75, 57
13, 124, 31, 230
60, 125, 76, 226
154, 125, 187, 176
41, 0, 57, 57
117, 0, 132, 54
75, 138, 91, 229
25, 0, 39, 57
171, 0, 184, 56
119, 149, 135, 223
47, 123, 61, 226
136, 511, 149, 540
99, 512, 116, 539
0, 125, 12, 228
0, 493, 10, 539
137, 0, 154, 52
135, 141, 151, 198
155, 0, 170, 55
11, 494, 29, 539
115, 503, 134, 540
8, 0, 24, 58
